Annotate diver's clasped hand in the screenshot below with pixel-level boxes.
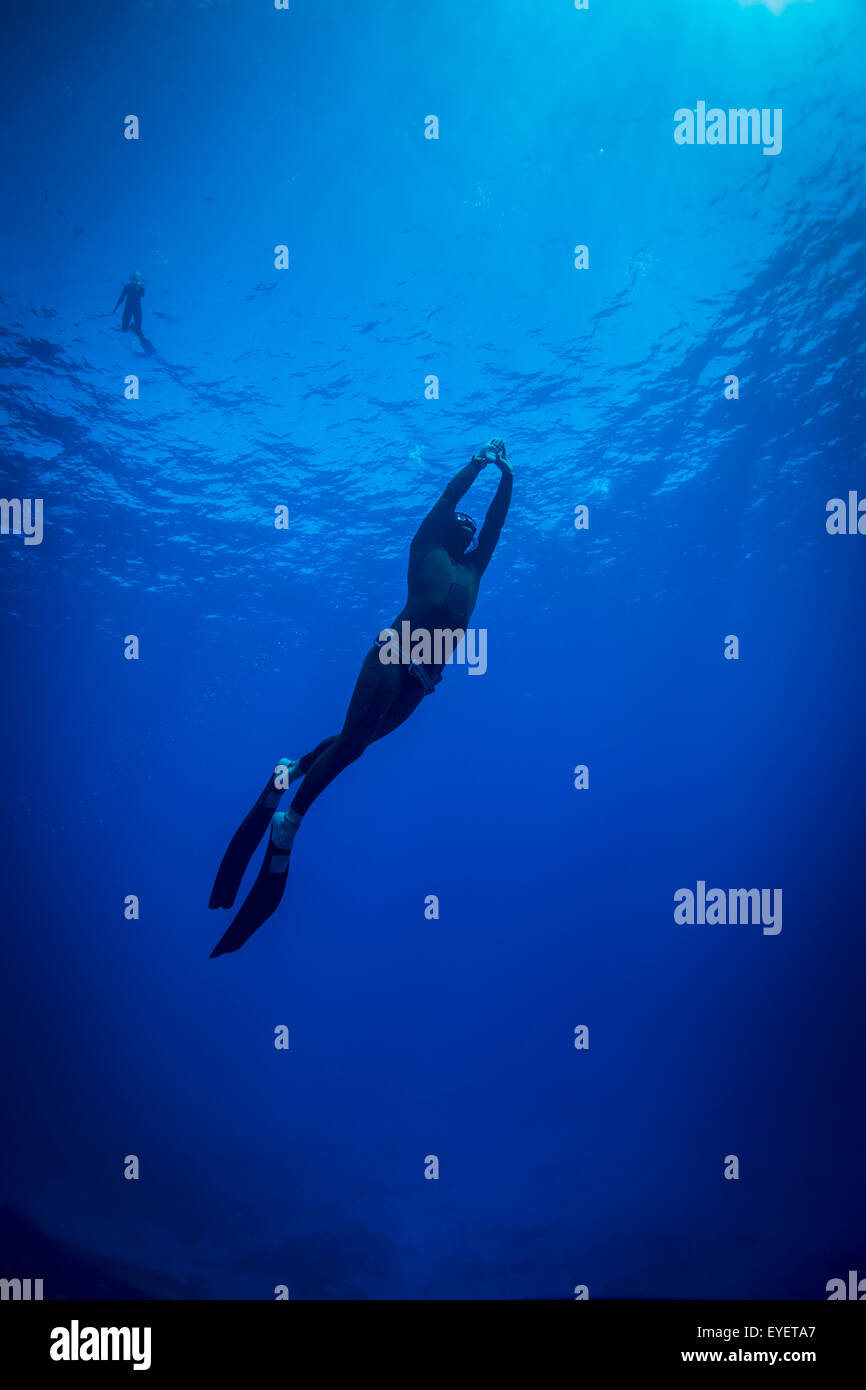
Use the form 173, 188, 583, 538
472, 437, 510, 472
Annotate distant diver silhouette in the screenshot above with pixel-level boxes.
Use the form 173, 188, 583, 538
113, 271, 146, 336
209, 438, 513, 956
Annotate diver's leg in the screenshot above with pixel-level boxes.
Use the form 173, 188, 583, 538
209, 757, 300, 909
210, 650, 401, 957
272, 668, 424, 869
132, 304, 142, 333
212, 736, 338, 907
295, 735, 338, 774
275, 658, 420, 853
288, 647, 402, 818
121, 303, 132, 331
368, 680, 426, 741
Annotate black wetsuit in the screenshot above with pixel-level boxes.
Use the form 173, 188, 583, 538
290, 459, 512, 816
115, 281, 144, 333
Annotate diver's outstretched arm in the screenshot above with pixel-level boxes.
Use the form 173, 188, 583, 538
472, 445, 513, 573
112, 288, 126, 313
410, 455, 487, 553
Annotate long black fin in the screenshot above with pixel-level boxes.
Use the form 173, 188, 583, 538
210, 839, 292, 956
208, 772, 285, 910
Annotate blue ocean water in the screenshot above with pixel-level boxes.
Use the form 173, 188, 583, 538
1, 0, 864, 1301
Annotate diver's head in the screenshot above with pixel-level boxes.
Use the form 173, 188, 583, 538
131, 270, 143, 284
446, 510, 477, 557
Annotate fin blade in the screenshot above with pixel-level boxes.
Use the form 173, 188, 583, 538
209, 774, 285, 908
209, 843, 291, 956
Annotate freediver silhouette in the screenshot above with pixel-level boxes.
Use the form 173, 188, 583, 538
113, 271, 145, 334
113, 271, 155, 352
209, 437, 514, 957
